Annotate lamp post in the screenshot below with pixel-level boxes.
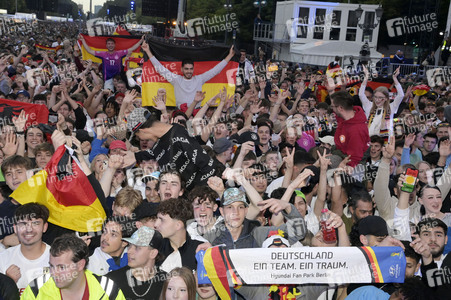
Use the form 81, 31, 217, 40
253, 0, 267, 56
355, 4, 383, 42
224, 0, 232, 43
354, 5, 383, 65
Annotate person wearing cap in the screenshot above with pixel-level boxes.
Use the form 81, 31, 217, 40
125, 106, 219, 191
141, 41, 235, 108
142, 174, 161, 203
22, 234, 126, 300
212, 187, 307, 249
213, 137, 233, 168
154, 198, 203, 272
16, 89, 30, 102
87, 216, 135, 276
109, 140, 127, 156
106, 226, 167, 300
356, 215, 390, 247
114, 92, 125, 105
318, 135, 335, 150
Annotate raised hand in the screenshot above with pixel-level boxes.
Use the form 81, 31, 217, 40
404, 133, 416, 148
290, 168, 315, 189
12, 111, 27, 132
123, 89, 138, 105
108, 154, 124, 169
317, 148, 331, 170
1, 132, 18, 158
439, 139, 451, 158
193, 91, 206, 104
382, 135, 395, 160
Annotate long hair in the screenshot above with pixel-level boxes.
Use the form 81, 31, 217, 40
160, 267, 196, 300
369, 86, 390, 117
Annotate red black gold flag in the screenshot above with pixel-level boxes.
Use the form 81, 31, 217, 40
142, 37, 238, 107
11, 145, 106, 233
77, 33, 142, 67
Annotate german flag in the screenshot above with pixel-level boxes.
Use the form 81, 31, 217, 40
142, 37, 238, 107
77, 34, 143, 68
35, 43, 62, 52
11, 145, 107, 233
358, 247, 384, 283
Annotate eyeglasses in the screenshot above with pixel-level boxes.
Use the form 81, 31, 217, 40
373, 96, 387, 100
16, 220, 42, 230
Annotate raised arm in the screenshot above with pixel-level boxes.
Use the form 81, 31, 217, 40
127, 36, 145, 56
78, 34, 96, 56
358, 65, 373, 116
390, 67, 404, 115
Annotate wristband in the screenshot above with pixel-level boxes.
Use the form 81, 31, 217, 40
16, 131, 24, 135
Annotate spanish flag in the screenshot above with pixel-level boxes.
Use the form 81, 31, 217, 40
11, 145, 107, 233
77, 33, 143, 68
142, 37, 238, 107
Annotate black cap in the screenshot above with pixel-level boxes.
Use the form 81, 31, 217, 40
358, 216, 388, 237
133, 202, 159, 221
233, 131, 260, 145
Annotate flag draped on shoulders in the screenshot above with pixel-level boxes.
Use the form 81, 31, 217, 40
77, 33, 142, 68
11, 145, 106, 233
142, 37, 238, 107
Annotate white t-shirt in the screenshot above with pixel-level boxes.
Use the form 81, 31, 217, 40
0, 243, 50, 295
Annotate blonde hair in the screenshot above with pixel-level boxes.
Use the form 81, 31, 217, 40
114, 186, 143, 211
370, 86, 390, 116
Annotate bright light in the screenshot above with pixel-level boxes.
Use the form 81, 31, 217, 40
440, 31, 444, 36
172, 21, 176, 25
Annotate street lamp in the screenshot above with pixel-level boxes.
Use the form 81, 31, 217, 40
224, 0, 232, 43
253, 0, 267, 15
355, 4, 383, 41
355, 4, 383, 65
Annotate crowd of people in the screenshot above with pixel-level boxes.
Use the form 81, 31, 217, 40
0, 17, 450, 300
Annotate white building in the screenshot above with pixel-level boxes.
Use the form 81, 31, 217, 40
254, 0, 384, 66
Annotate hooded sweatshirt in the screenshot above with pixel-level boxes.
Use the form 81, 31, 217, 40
334, 106, 370, 167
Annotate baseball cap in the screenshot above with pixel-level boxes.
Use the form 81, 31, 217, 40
233, 131, 260, 145
17, 90, 30, 98
319, 135, 335, 146
126, 108, 153, 141
122, 226, 163, 249
220, 188, 248, 207
115, 93, 125, 99
109, 140, 127, 151
213, 138, 232, 154
133, 202, 159, 221
358, 216, 388, 237
262, 235, 290, 248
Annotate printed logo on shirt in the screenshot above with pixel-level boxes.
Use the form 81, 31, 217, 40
339, 135, 345, 144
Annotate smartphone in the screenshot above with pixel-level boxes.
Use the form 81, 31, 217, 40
48, 113, 58, 124
401, 168, 418, 193
305, 175, 312, 186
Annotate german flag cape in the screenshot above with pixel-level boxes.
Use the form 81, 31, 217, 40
142, 38, 238, 107
11, 145, 107, 233
77, 34, 142, 68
